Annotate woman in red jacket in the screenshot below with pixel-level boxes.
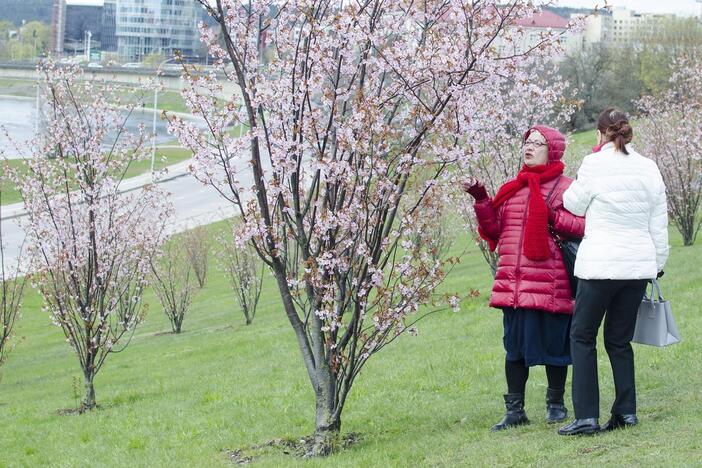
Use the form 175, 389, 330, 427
462, 126, 585, 431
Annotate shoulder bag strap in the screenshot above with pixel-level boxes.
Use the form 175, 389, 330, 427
545, 175, 563, 208
545, 176, 563, 242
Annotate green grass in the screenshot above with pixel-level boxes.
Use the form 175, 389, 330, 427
0, 147, 193, 206
117, 89, 190, 115
564, 128, 596, 175
0, 217, 700, 467
0, 78, 189, 114
0, 79, 37, 98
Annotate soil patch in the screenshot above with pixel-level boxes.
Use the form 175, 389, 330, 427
224, 432, 362, 464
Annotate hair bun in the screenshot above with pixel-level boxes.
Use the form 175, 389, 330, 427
597, 107, 633, 153
607, 121, 632, 137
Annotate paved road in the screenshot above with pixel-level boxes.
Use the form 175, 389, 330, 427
0, 96, 183, 158
0, 160, 247, 274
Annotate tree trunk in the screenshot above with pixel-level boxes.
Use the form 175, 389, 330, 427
683, 228, 694, 247
82, 374, 96, 411
307, 391, 341, 457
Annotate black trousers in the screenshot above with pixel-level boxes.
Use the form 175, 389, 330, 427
570, 278, 648, 419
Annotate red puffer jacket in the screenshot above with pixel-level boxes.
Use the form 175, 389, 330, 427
474, 176, 585, 314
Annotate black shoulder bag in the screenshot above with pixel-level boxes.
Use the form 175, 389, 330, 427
545, 177, 581, 298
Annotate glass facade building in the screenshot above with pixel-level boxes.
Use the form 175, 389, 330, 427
115, 0, 200, 61
65, 4, 104, 43
102, 0, 118, 52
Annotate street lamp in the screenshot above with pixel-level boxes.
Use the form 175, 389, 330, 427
151, 57, 179, 179
35, 81, 40, 137
84, 30, 92, 61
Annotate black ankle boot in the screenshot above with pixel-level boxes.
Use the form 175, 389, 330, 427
491, 393, 530, 431
545, 387, 568, 423
601, 413, 638, 431
558, 418, 600, 436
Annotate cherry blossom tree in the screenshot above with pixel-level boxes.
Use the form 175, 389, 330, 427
217, 219, 265, 325
0, 198, 27, 378
637, 51, 702, 246
151, 238, 198, 334
184, 225, 210, 288
7, 62, 171, 411
171, 0, 576, 454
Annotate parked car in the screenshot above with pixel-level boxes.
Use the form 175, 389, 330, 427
87, 62, 103, 69
122, 62, 142, 68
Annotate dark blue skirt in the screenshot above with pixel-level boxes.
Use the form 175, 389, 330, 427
502, 307, 572, 367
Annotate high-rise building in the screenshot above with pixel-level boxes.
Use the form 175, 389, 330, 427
115, 0, 201, 61
50, 0, 66, 55
65, 1, 104, 51
610, 7, 675, 44
102, 0, 117, 52
569, 12, 613, 51
568, 7, 678, 49
51, 0, 105, 56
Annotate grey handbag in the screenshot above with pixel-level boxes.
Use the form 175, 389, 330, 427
632, 280, 681, 347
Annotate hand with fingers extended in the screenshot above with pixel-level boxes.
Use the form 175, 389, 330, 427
461, 179, 489, 201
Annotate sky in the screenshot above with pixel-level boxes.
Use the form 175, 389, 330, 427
559, 0, 702, 16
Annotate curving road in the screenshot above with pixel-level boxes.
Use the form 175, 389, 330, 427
0, 161, 249, 276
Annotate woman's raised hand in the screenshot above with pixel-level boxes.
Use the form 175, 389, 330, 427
462, 179, 489, 201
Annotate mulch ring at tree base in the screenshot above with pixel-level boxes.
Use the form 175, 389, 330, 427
56, 405, 99, 415
224, 432, 362, 464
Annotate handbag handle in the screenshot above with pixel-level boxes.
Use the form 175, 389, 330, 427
545, 175, 563, 208
648, 279, 665, 302
545, 176, 562, 242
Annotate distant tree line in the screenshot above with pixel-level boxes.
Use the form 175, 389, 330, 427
0, 20, 50, 61
560, 16, 702, 131
0, 0, 53, 26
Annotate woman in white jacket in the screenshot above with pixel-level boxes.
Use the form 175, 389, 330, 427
558, 108, 669, 436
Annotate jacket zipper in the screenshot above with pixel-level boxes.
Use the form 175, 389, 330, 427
513, 192, 529, 306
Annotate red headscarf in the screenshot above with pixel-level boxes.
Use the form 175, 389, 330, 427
478, 126, 566, 261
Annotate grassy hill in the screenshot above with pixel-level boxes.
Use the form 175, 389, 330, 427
0, 217, 699, 466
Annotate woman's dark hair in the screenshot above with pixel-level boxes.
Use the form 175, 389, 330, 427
597, 107, 633, 155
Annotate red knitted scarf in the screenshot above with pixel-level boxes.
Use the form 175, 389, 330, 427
479, 161, 564, 260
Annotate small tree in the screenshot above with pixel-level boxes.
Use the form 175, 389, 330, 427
8, 62, 171, 411
217, 221, 264, 325
171, 0, 578, 455
184, 225, 209, 288
151, 238, 198, 333
0, 194, 27, 379
637, 51, 702, 246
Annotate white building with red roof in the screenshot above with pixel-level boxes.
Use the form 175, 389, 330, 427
494, 9, 581, 60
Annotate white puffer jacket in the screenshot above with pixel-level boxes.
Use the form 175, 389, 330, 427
563, 142, 669, 280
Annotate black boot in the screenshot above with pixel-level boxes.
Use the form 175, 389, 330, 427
601, 413, 638, 431
545, 387, 568, 424
558, 418, 600, 436
491, 393, 530, 431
